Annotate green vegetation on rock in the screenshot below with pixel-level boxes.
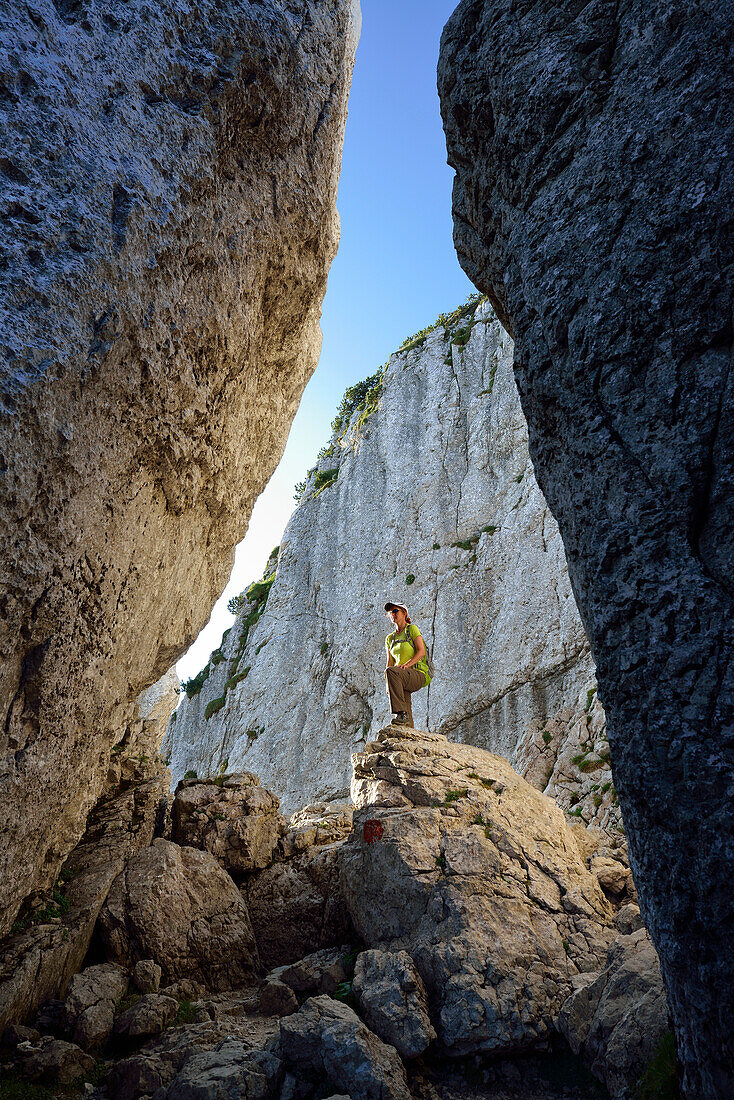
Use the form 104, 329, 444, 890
398, 292, 487, 354
204, 696, 226, 721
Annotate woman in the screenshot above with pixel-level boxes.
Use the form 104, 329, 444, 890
384, 601, 432, 728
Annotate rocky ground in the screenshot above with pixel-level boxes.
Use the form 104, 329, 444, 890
0, 725, 670, 1100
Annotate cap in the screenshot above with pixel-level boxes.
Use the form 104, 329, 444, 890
384, 602, 408, 613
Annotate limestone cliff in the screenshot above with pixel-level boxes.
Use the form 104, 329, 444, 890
0, 0, 359, 937
438, 2, 733, 1093
166, 300, 618, 829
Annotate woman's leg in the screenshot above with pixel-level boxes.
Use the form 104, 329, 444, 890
386, 667, 425, 723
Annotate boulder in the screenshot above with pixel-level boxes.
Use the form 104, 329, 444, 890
341, 727, 615, 1056
64, 962, 129, 1049
132, 960, 162, 994
172, 775, 286, 874
352, 950, 436, 1060
279, 804, 354, 860
558, 928, 670, 1098
162, 1039, 283, 1100
2, 1024, 40, 1047
14, 1035, 95, 1085
267, 947, 354, 998
162, 980, 208, 1002
590, 856, 631, 900
279, 996, 411, 1100
258, 981, 299, 1018
614, 905, 644, 937
114, 994, 179, 1041
246, 845, 351, 968
0, 0, 360, 944
107, 1053, 173, 1100
98, 839, 260, 989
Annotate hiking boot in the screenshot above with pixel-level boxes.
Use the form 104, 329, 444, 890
391, 711, 412, 727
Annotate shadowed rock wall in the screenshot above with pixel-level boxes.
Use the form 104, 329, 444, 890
0, 0, 359, 936
439, 2, 733, 1095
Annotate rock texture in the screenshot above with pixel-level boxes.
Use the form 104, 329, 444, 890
98, 838, 260, 989
0, 0, 359, 937
352, 950, 436, 1060
172, 773, 286, 874
559, 928, 669, 1098
279, 995, 411, 1100
0, 731, 168, 1032
341, 726, 616, 1056
64, 962, 129, 1049
438, 3, 733, 1093
245, 840, 351, 969
167, 300, 603, 819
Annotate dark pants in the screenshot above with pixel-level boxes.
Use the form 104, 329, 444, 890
385, 666, 426, 726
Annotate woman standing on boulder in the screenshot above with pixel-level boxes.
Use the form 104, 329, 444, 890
384, 602, 432, 728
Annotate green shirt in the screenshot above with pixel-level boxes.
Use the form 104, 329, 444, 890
385, 624, 432, 684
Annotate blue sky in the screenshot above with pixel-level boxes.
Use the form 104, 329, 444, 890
178, 0, 473, 680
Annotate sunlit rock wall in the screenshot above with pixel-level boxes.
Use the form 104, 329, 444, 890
0, 0, 359, 935
167, 302, 610, 820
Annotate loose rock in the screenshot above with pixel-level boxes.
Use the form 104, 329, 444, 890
279, 996, 411, 1100
114, 994, 179, 1042
352, 950, 435, 1060
172, 775, 286, 874
98, 839, 260, 989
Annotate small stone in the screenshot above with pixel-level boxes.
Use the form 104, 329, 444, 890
259, 980, 299, 1017
114, 994, 178, 1040
132, 960, 162, 994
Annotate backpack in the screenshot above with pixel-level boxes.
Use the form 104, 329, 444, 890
392, 624, 435, 680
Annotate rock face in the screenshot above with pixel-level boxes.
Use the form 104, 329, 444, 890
438, 2, 733, 1093
340, 726, 616, 1056
98, 839, 260, 989
166, 300, 602, 818
0, 0, 359, 937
